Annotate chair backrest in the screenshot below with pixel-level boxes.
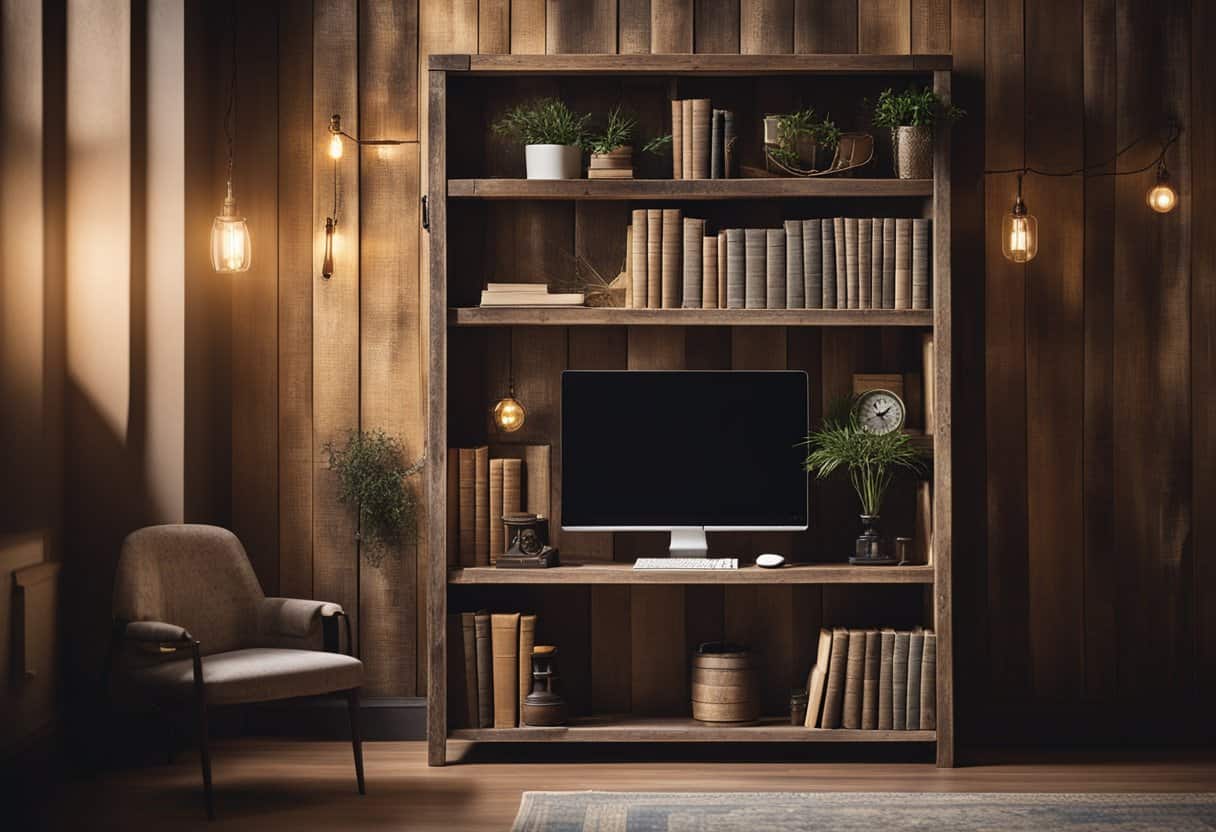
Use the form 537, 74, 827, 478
114, 525, 264, 655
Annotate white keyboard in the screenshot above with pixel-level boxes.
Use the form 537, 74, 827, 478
633, 558, 739, 570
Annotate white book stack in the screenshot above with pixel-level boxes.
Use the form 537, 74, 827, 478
480, 283, 585, 307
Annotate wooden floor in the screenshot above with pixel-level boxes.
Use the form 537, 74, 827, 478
24, 740, 1216, 831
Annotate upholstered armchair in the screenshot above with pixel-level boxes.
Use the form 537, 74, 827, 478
109, 524, 365, 819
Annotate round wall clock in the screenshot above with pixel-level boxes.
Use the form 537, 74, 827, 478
855, 388, 906, 435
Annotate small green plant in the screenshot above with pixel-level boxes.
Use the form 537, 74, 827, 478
870, 86, 965, 129
492, 98, 592, 147
588, 106, 637, 154
769, 108, 841, 169
643, 133, 673, 155
800, 398, 924, 517
324, 429, 424, 566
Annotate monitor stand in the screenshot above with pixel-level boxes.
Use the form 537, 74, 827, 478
668, 527, 708, 558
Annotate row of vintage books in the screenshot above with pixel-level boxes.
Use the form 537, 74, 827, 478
447, 611, 536, 729
805, 627, 937, 730
447, 445, 551, 567
626, 210, 933, 311
670, 98, 736, 179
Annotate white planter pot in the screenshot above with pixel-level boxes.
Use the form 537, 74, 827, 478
525, 144, 582, 180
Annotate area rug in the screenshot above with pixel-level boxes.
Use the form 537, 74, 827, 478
511, 791, 1216, 831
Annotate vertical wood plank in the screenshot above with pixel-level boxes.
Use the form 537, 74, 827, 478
362, 0, 420, 141
912, 0, 950, 51
794, 0, 858, 53
547, 0, 616, 53
511, 0, 547, 53
651, 0, 693, 52
694, 0, 739, 53
619, 0, 652, 53
859, 0, 911, 53
313, 0, 361, 650
479, 0, 510, 53
418, 0, 477, 199
740, 0, 793, 53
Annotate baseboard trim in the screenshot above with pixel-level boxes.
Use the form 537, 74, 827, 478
230, 696, 427, 741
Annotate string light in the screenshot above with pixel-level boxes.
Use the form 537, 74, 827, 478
1000, 174, 1038, 263
211, 2, 250, 273
1146, 161, 1177, 213
492, 350, 527, 433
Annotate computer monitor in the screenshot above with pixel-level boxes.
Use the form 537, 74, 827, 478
561, 370, 809, 557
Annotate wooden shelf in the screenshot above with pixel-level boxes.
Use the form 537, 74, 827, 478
448, 178, 934, 201
432, 53, 952, 76
449, 562, 934, 585
450, 715, 936, 743
451, 307, 933, 327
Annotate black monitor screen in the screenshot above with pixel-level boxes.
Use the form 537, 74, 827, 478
561, 371, 809, 529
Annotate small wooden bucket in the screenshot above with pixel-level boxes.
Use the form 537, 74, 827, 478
691, 642, 759, 724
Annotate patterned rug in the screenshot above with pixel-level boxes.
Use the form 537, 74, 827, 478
511, 791, 1216, 831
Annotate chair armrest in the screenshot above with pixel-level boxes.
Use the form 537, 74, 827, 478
120, 619, 194, 645
258, 598, 344, 639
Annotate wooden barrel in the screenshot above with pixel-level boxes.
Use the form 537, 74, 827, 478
691, 644, 759, 724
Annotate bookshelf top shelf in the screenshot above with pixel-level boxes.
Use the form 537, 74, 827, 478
430, 53, 952, 76
448, 562, 935, 585
450, 307, 934, 328
450, 715, 936, 742
447, 178, 934, 200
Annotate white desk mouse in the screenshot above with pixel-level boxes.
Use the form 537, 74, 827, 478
756, 553, 785, 568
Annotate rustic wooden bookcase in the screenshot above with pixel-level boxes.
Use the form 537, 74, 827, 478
426, 54, 953, 767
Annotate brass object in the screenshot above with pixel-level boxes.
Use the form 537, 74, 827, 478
522, 645, 567, 726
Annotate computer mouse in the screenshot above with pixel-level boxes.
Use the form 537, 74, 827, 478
756, 553, 785, 568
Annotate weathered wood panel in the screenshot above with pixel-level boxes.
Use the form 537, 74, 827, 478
741, 0, 793, 53
362, 0, 420, 140
794, 0, 858, 53
911, 0, 949, 51
547, 0, 616, 53
512, 0, 547, 53
858, 0, 909, 53
651, 0, 693, 52
694, 0, 738, 53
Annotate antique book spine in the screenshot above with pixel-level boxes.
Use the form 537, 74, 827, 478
766, 228, 786, 309
518, 614, 536, 724
474, 612, 494, 728
844, 217, 859, 310
710, 109, 723, 179
474, 446, 489, 566
804, 627, 834, 727
895, 218, 912, 310
821, 219, 837, 309
726, 229, 746, 309
661, 208, 682, 309
702, 235, 718, 308
630, 210, 647, 309
458, 448, 476, 566
784, 220, 804, 309
803, 219, 822, 309
744, 228, 767, 309
447, 452, 460, 568
821, 628, 850, 729
833, 217, 847, 309
671, 99, 683, 180
892, 631, 909, 730
723, 110, 736, 178
861, 629, 881, 730
905, 631, 924, 729
461, 612, 479, 728
870, 217, 883, 309
877, 628, 896, 730
447, 615, 468, 728
489, 458, 505, 563
646, 209, 663, 309
922, 332, 935, 434
912, 218, 931, 309
915, 480, 933, 565
624, 224, 633, 309
681, 99, 693, 179
882, 217, 897, 309
523, 444, 551, 521
717, 231, 728, 309
842, 628, 866, 729
857, 218, 872, 310
682, 218, 705, 308
491, 613, 520, 728
691, 99, 711, 179
502, 458, 523, 533
919, 632, 937, 730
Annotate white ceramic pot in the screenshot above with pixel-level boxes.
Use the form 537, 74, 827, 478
525, 144, 582, 179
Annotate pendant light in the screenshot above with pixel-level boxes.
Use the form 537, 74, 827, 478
211, 2, 250, 273
492, 351, 527, 433
1000, 174, 1038, 263
1146, 160, 1178, 213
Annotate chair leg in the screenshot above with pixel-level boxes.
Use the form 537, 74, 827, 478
347, 689, 366, 795
191, 646, 215, 820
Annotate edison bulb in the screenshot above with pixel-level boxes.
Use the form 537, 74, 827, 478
492, 396, 526, 432
1147, 182, 1177, 213
328, 131, 344, 160
1001, 212, 1037, 263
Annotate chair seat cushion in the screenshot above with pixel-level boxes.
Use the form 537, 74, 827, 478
130, 648, 363, 706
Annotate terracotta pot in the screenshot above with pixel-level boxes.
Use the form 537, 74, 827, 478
892, 126, 933, 179
525, 144, 582, 179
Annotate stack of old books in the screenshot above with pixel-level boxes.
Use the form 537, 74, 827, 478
670, 98, 736, 179
447, 610, 539, 729
479, 283, 585, 307
803, 627, 937, 730
447, 445, 551, 566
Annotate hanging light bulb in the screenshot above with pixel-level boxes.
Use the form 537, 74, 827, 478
328, 114, 345, 160
1001, 174, 1038, 263
1146, 161, 1177, 213
322, 217, 337, 279
493, 383, 527, 433
211, 180, 252, 273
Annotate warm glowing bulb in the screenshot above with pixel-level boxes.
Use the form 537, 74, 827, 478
492, 396, 526, 432
1001, 211, 1038, 263
1147, 183, 1177, 213
211, 183, 251, 273
328, 131, 344, 160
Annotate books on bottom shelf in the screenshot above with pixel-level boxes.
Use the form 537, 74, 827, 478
448, 610, 540, 728
448, 445, 550, 567
804, 627, 937, 731
480, 283, 585, 307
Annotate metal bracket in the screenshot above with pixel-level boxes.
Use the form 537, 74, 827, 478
421, 195, 430, 231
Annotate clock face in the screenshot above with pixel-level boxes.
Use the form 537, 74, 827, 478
856, 389, 906, 435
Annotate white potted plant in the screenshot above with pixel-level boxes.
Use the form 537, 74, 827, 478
870, 87, 964, 179
493, 98, 591, 180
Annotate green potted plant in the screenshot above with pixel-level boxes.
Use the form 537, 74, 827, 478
870, 86, 964, 179
493, 97, 591, 180
763, 108, 842, 174
324, 428, 424, 567
801, 399, 925, 565
587, 107, 637, 179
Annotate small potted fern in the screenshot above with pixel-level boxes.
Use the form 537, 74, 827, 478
587, 107, 637, 179
871, 86, 964, 179
763, 108, 842, 175
493, 97, 591, 180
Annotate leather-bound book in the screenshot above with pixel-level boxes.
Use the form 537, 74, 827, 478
905, 630, 924, 729
861, 629, 881, 730
447, 452, 460, 568
804, 627, 834, 727
502, 459, 522, 549
489, 458, 504, 563
821, 629, 849, 729
518, 614, 536, 724
661, 209, 682, 308
631, 210, 647, 309
820, 220, 836, 309
744, 228, 766, 309
671, 99, 683, 180
702, 235, 718, 308
491, 613, 520, 728
682, 218, 705, 308
882, 217, 897, 309
474, 446, 489, 566
844, 217, 859, 310
681, 99, 694, 179
447, 615, 469, 728
877, 628, 896, 730
857, 218, 872, 309
912, 218, 931, 309
458, 448, 476, 566
691, 99, 711, 179
919, 632, 937, 730
647, 209, 663, 309
723, 110, 736, 178
784, 221, 804, 309
870, 217, 883, 309
766, 228, 786, 309
841, 628, 866, 729
474, 612, 494, 727
892, 630, 909, 730
895, 218, 912, 309
833, 218, 847, 309
717, 231, 728, 309
803, 219, 822, 309
726, 229, 746, 309
710, 109, 723, 178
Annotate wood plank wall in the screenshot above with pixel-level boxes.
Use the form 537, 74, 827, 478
231, 0, 1213, 740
